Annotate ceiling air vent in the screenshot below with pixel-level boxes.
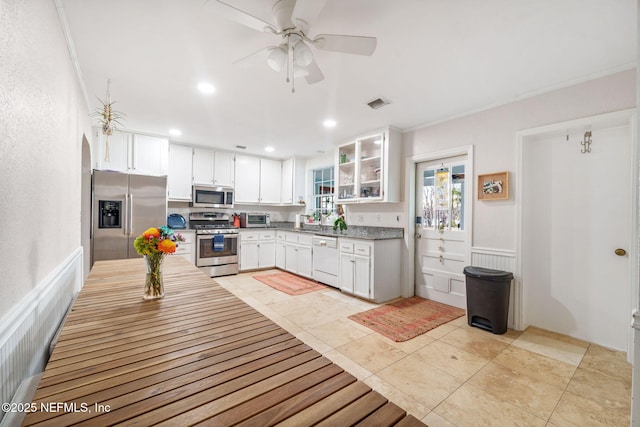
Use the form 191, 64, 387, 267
235, 145, 247, 150
367, 97, 391, 109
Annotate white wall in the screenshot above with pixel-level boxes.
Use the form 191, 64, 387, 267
403, 69, 636, 252
0, 0, 91, 409
0, 0, 89, 318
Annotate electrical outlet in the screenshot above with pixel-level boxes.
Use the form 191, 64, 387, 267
376, 214, 382, 223
357, 215, 364, 223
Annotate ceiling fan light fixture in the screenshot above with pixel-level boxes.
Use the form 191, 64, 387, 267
293, 40, 313, 67
267, 45, 288, 72
293, 65, 309, 78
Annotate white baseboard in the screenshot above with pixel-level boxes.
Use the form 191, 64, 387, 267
0, 247, 83, 422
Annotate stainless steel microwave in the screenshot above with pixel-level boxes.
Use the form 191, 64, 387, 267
191, 185, 234, 208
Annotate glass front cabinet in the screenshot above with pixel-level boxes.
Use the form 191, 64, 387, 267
336, 127, 401, 203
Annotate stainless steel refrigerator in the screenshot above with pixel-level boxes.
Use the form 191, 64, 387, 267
91, 170, 167, 264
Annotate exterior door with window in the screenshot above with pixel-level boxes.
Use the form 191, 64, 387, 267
415, 159, 469, 308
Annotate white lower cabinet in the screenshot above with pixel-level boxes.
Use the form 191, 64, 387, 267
338, 238, 401, 303
275, 232, 286, 269
174, 230, 195, 264
280, 232, 313, 278
239, 230, 275, 271
258, 231, 276, 268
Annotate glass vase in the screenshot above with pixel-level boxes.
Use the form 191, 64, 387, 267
143, 254, 165, 300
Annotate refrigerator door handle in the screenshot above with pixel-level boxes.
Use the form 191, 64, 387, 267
129, 194, 134, 236
124, 194, 129, 235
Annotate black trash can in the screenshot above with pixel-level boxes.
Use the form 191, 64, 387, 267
463, 266, 513, 334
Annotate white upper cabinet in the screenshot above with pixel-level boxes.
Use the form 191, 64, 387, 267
192, 148, 215, 185
281, 157, 306, 205
235, 155, 261, 203
336, 127, 401, 203
93, 129, 130, 172
132, 134, 169, 176
193, 149, 235, 187
260, 158, 282, 204
93, 128, 169, 176
167, 144, 193, 201
213, 151, 235, 187
235, 155, 284, 205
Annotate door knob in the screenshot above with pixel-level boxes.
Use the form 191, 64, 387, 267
415, 234, 421, 239
615, 248, 627, 256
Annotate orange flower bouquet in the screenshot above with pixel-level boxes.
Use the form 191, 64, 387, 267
134, 226, 185, 300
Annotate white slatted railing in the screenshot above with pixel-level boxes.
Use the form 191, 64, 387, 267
0, 248, 82, 422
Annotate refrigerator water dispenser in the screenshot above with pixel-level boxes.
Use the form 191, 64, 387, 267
99, 200, 121, 228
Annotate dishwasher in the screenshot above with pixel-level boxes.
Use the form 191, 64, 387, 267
312, 236, 338, 288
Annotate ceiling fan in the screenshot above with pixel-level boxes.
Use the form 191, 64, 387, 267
213, 0, 377, 92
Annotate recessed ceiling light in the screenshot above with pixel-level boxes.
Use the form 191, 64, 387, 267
197, 82, 216, 94
168, 128, 182, 136
265, 146, 275, 153
323, 119, 337, 128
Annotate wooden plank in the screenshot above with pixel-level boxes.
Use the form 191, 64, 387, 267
203, 363, 345, 425
275, 381, 373, 427
51, 305, 258, 356
393, 414, 427, 427
26, 338, 306, 425
233, 371, 357, 427
150, 357, 333, 427
314, 391, 388, 427
354, 401, 407, 426
47, 311, 267, 368
39, 318, 277, 383
24, 257, 424, 427
33, 323, 283, 395
70, 351, 326, 426
28, 345, 315, 426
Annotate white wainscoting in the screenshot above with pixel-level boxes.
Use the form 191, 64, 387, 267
0, 247, 83, 419
470, 247, 519, 330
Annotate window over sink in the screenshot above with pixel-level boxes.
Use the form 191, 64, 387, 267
313, 167, 335, 214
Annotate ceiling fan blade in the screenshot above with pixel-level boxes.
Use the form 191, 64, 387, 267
232, 46, 272, 68
312, 34, 377, 56
291, 0, 327, 33
214, 0, 278, 33
304, 59, 324, 84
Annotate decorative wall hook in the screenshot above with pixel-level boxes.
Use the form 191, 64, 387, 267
581, 131, 592, 154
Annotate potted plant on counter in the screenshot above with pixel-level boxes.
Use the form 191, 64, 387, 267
333, 216, 347, 234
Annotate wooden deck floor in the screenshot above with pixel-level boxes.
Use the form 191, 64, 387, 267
24, 257, 424, 426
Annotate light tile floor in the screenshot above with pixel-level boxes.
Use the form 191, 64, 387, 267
215, 271, 632, 426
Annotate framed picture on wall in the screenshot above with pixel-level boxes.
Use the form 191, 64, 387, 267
478, 171, 509, 200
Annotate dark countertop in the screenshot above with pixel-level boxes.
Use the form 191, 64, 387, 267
240, 222, 404, 240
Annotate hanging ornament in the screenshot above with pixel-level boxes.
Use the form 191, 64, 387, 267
92, 79, 125, 162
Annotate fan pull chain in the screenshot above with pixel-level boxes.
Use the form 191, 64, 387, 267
291, 38, 296, 93
285, 34, 291, 84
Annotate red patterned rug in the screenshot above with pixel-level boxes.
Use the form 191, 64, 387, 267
253, 272, 327, 296
348, 297, 466, 342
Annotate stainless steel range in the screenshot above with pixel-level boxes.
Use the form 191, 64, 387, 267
189, 212, 239, 277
